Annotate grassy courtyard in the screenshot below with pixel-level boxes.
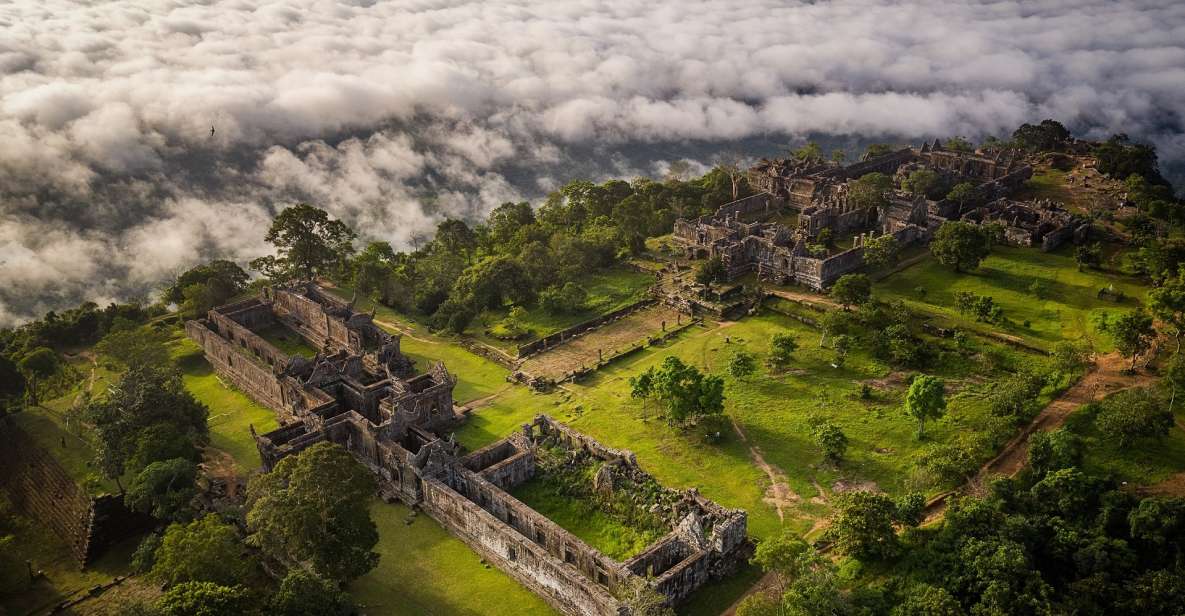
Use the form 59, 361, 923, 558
875, 245, 1146, 352
170, 335, 279, 471
350, 500, 556, 616
511, 474, 667, 561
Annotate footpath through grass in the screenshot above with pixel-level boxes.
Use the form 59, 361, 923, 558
875, 246, 1146, 352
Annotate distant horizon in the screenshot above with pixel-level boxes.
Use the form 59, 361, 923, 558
2, 0, 1183, 326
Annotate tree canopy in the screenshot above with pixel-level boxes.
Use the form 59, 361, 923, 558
246, 442, 379, 583
250, 204, 356, 281
930, 221, 992, 272
904, 375, 946, 439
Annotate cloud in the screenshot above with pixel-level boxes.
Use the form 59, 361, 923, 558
0, 0, 1183, 324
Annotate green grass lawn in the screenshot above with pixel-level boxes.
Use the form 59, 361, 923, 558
511, 476, 665, 561
170, 336, 279, 471
1014, 168, 1075, 206
470, 266, 656, 352
1076, 399, 1185, 486
454, 311, 1052, 545
255, 323, 318, 358
875, 245, 1146, 352
349, 500, 556, 616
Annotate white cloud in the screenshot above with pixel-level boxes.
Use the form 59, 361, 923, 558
0, 0, 1183, 324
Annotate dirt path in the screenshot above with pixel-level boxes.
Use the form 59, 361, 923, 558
456, 385, 513, 413
729, 419, 797, 523
922, 352, 1156, 522
372, 318, 437, 344
767, 288, 839, 311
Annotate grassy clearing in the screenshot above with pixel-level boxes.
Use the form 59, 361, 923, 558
875, 245, 1146, 352
473, 266, 656, 352
460, 311, 1052, 546
1014, 168, 1076, 206
170, 336, 278, 471
1076, 400, 1185, 486
511, 476, 665, 561
349, 500, 556, 616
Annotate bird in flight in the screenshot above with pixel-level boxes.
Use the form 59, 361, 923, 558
209, 125, 216, 138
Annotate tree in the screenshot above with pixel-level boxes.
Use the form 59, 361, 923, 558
767, 333, 798, 370
832, 334, 853, 368
1012, 120, 1070, 152
865, 143, 896, 158
810, 420, 848, 463
824, 491, 907, 560
539, 282, 588, 314
1096, 387, 1174, 448
1093, 134, 1166, 186
1107, 309, 1155, 371
251, 204, 356, 281
751, 531, 812, 596
891, 584, 965, 616
904, 375, 946, 439
351, 242, 396, 300
903, 169, 942, 199
1050, 340, 1090, 373
793, 142, 823, 163
152, 515, 251, 587
18, 347, 58, 406
247, 442, 379, 583
1163, 351, 1185, 412
270, 569, 351, 616
650, 356, 725, 426
1149, 273, 1185, 353
629, 368, 656, 415
714, 152, 747, 201
946, 182, 977, 211
830, 274, 871, 309
126, 459, 199, 522
930, 221, 991, 272
95, 326, 171, 370
617, 576, 675, 616
85, 366, 209, 491
0, 355, 26, 413
944, 137, 973, 153
156, 581, 255, 616
831, 149, 847, 164
1075, 243, 1102, 271
434, 219, 478, 262
863, 234, 900, 269
165, 260, 249, 312
848, 172, 893, 213
695, 255, 726, 285
728, 350, 758, 381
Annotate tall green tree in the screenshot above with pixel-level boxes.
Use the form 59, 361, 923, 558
1095, 387, 1174, 448
17, 347, 58, 406
84, 365, 209, 491
152, 515, 252, 587
95, 326, 171, 370
246, 442, 379, 583
766, 333, 799, 370
1148, 273, 1185, 353
125, 459, 199, 522
1107, 309, 1156, 371
651, 356, 725, 426
156, 581, 256, 616
830, 273, 872, 309
165, 260, 249, 312
250, 204, 356, 281
728, 350, 758, 381
269, 569, 352, 616
848, 172, 893, 212
863, 233, 900, 269
930, 221, 991, 272
824, 491, 919, 560
904, 375, 946, 439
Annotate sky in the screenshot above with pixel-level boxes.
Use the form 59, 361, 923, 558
1, 0, 1183, 325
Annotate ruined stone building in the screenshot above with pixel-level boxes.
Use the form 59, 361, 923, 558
674, 141, 1062, 290
187, 284, 748, 615
962, 198, 1088, 251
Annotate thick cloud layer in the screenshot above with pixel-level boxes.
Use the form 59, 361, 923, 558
1, 0, 1183, 325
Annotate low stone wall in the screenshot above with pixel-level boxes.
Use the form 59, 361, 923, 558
0, 420, 151, 566
516, 299, 657, 359
715, 193, 775, 221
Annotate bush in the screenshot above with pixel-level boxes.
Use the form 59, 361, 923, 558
1095, 387, 1174, 448
539, 282, 588, 314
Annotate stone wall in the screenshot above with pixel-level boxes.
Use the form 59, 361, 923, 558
0, 421, 151, 566
516, 298, 657, 359
714, 193, 775, 221
422, 473, 629, 616
186, 318, 290, 415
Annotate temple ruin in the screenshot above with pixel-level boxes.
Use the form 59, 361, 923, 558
674, 140, 1085, 289
186, 283, 748, 615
